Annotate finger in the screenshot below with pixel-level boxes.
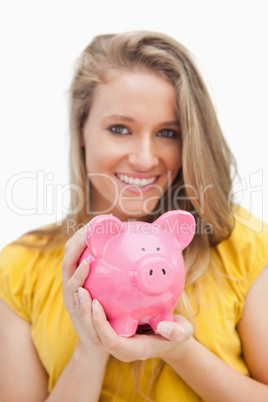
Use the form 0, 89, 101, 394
73, 288, 102, 346
157, 315, 193, 342
74, 286, 93, 323
62, 225, 88, 285
91, 299, 120, 350
64, 259, 90, 299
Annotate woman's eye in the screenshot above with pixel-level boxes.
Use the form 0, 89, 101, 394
109, 125, 130, 135
157, 129, 177, 138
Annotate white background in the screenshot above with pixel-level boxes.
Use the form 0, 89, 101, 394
0, 0, 267, 251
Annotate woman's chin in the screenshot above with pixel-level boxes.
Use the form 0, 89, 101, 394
115, 201, 159, 221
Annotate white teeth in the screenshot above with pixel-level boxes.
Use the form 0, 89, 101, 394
116, 174, 157, 187
141, 178, 147, 186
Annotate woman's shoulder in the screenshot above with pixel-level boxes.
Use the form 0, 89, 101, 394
214, 206, 268, 286
0, 233, 65, 321
0, 232, 64, 270
220, 207, 268, 256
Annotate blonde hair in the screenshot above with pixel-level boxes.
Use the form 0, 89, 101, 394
21, 30, 237, 398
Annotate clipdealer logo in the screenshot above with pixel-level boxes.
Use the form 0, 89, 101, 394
4, 169, 265, 233
5, 171, 84, 223
228, 169, 264, 232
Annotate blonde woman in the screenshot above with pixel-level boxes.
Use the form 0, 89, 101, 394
0, 31, 267, 401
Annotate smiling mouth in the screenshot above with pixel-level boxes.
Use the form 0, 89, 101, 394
115, 173, 159, 188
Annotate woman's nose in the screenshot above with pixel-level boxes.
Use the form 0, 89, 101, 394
128, 138, 159, 171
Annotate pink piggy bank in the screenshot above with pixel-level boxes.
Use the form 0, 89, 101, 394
80, 210, 195, 337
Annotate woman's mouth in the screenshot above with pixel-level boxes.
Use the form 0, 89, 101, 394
115, 173, 159, 188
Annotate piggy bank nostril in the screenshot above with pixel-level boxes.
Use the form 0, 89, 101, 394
148, 268, 167, 276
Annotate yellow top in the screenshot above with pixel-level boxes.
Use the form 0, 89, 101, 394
0, 209, 268, 401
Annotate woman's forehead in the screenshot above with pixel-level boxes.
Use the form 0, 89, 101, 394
89, 70, 178, 119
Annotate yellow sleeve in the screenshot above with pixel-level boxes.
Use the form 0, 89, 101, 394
216, 208, 268, 321
0, 242, 42, 321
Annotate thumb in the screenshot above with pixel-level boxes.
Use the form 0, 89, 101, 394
157, 315, 193, 342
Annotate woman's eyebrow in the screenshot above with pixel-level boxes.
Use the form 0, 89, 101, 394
103, 115, 180, 126
103, 114, 135, 123
161, 121, 180, 126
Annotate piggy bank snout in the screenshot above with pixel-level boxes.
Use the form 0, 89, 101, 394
133, 257, 176, 295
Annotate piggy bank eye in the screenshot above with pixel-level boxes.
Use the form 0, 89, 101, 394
157, 247, 160, 251
142, 248, 145, 251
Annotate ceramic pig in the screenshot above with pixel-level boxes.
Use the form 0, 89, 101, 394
80, 210, 195, 337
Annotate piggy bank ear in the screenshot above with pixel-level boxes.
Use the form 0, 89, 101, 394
154, 210, 195, 250
86, 215, 126, 258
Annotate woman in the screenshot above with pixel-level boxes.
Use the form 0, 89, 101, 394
0, 31, 267, 401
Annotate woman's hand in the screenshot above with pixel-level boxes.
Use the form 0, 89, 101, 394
91, 298, 193, 363
61, 227, 108, 358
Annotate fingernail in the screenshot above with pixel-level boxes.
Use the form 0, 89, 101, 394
78, 287, 86, 302
157, 322, 174, 336
92, 299, 99, 314
185, 322, 194, 337
78, 259, 88, 271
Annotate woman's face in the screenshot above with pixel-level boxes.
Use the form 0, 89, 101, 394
82, 70, 182, 221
